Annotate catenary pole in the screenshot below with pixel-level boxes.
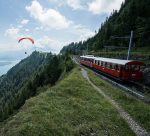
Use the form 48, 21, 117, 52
127, 30, 133, 60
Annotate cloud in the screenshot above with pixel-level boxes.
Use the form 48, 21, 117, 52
18, 25, 23, 28
66, 0, 83, 10
36, 36, 64, 53
21, 19, 29, 25
35, 26, 43, 31
5, 27, 20, 39
25, 29, 30, 32
73, 24, 95, 41
26, 1, 72, 29
0, 43, 21, 52
88, 0, 124, 15
48, 0, 84, 10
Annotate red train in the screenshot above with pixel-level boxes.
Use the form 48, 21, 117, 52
80, 55, 145, 81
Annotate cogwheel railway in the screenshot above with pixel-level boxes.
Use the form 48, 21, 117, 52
73, 56, 150, 103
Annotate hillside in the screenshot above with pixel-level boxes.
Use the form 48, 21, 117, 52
0, 66, 149, 135
0, 67, 135, 136
0, 51, 74, 121
60, 0, 150, 60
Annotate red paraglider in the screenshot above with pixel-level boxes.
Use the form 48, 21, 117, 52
18, 37, 34, 44
18, 37, 35, 54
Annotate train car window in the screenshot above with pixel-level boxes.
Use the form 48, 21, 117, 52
140, 66, 145, 71
112, 64, 115, 69
131, 65, 140, 71
125, 65, 130, 71
99, 61, 101, 66
136, 66, 140, 71
101, 61, 103, 66
118, 65, 121, 71
109, 63, 112, 69
115, 65, 119, 70
107, 63, 109, 68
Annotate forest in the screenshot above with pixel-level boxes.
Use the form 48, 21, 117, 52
0, 51, 74, 121
60, 0, 150, 55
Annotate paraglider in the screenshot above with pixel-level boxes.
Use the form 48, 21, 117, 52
18, 37, 35, 54
18, 37, 34, 44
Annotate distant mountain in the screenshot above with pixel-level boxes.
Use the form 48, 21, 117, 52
0, 50, 27, 61
0, 61, 12, 66
60, 0, 150, 54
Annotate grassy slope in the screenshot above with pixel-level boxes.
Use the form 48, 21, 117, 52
87, 68, 150, 133
0, 67, 135, 136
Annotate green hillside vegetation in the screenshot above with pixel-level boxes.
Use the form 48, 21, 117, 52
60, 0, 150, 61
0, 67, 135, 136
87, 68, 150, 133
0, 52, 74, 121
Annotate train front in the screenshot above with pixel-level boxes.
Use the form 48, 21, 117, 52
122, 61, 145, 81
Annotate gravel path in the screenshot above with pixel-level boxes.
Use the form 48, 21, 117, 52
81, 68, 149, 136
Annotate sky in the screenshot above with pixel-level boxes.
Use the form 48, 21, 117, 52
0, 0, 124, 59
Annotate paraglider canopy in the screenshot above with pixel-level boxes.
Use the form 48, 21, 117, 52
18, 37, 35, 55
18, 37, 34, 44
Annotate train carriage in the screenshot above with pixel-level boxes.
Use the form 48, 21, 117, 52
80, 55, 145, 81
80, 55, 95, 68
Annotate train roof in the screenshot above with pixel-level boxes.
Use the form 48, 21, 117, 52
80, 55, 95, 59
94, 57, 145, 66
80, 56, 145, 66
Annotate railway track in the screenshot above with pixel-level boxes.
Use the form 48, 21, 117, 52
91, 67, 150, 104
94, 68, 150, 103
73, 56, 150, 103
95, 71, 147, 101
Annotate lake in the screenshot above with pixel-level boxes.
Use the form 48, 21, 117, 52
0, 60, 20, 76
